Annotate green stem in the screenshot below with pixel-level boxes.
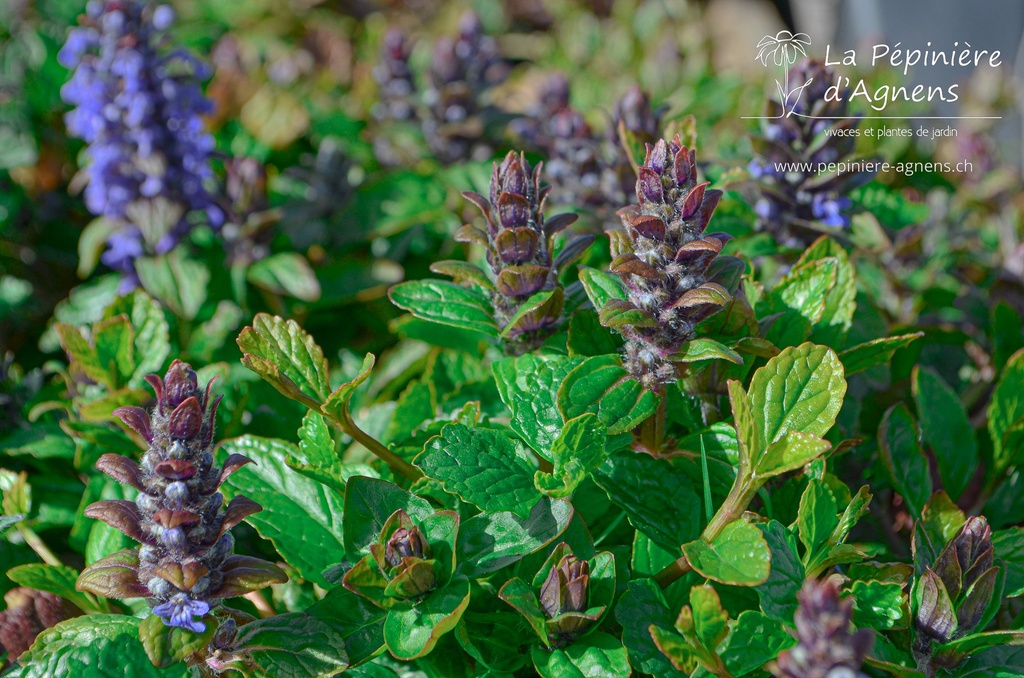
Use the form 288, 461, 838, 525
332, 408, 422, 481
17, 525, 62, 567
638, 386, 667, 454
654, 470, 761, 589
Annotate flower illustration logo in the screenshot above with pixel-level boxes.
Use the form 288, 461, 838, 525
755, 31, 813, 118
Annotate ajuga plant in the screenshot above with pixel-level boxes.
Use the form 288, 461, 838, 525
514, 74, 664, 222
391, 150, 593, 355
602, 135, 733, 391
76, 361, 286, 635
748, 58, 875, 248
59, 1, 220, 287
371, 12, 510, 166
771, 577, 873, 678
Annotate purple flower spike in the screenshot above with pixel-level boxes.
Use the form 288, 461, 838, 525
153, 593, 210, 633
60, 0, 217, 284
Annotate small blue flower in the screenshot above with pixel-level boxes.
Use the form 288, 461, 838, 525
152, 593, 210, 633
811, 193, 851, 228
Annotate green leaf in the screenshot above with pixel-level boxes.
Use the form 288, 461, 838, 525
558, 355, 657, 435
672, 338, 743, 365
839, 333, 922, 376
457, 498, 573, 577
308, 585, 387, 668
747, 342, 846, 446
389, 280, 498, 338
689, 584, 729, 651
55, 323, 115, 389
342, 476, 434, 561
912, 492, 966, 575
797, 479, 839, 558
594, 450, 702, 552
535, 414, 609, 498
238, 313, 332, 409
416, 423, 541, 518
879, 405, 932, 519
681, 520, 771, 586
247, 252, 322, 302
492, 354, 585, 458
992, 528, 1024, 598
232, 612, 349, 677
913, 366, 977, 500
567, 308, 622, 357
297, 410, 336, 467
850, 580, 906, 630
756, 431, 832, 478
134, 249, 209, 320
104, 291, 170, 386
138, 613, 215, 668
17, 615, 186, 678
990, 350, 1024, 475
578, 266, 627, 309
220, 436, 344, 586
321, 352, 375, 425
6, 564, 96, 615
718, 611, 796, 676
532, 631, 630, 678
91, 315, 136, 388
755, 521, 804, 622
501, 287, 564, 339
615, 579, 687, 677
384, 576, 471, 660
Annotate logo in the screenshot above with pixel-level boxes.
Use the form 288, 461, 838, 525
754, 31, 813, 118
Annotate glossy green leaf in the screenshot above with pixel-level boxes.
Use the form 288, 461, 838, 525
797, 479, 839, 557
492, 354, 585, 458
342, 476, 434, 561
558, 355, 657, 435
879, 404, 932, 519
615, 579, 687, 677
308, 585, 387, 667
992, 528, 1024, 598
839, 333, 922, 376
17, 615, 186, 678
578, 266, 627, 310
850, 580, 906, 630
389, 280, 498, 338
138, 612, 215, 668
247, 252, 322, 302
594, 450, 702, 552
747, 342, 846, 446
220, 436, 344, 586
718, 611, 796, 676
671, 338, 743, 365
232, 612, 349, 677
238, 313, 332, 409
913, 366, 977, 500
7, 564, 96, 616
990, 350, 1024, 475
134, 250, 209, 321
416, 423, 541, 518
681, 520, 770, 586
532, 631, 630, 678
457, 498, 573, 577
535, 414, 608, 498
755, 521, 804, 622
384, 576, 471, 660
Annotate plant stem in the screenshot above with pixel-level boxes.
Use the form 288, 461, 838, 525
331, 408, 422, 481
638, 385, 667, 454
17, 525, 63, 567
653, 470, 761, 589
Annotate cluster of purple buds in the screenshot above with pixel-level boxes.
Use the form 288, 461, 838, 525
59, 1, 221, 286
0, 588, 81, 666
606, 135, 732, 390
218, 156, 274, 267
76, 361, 286, 633
539, 553, 593, 648
514, 74, 664, 223
772, 577, 873, 678
748, 59, 874, 248
372, 12, 509, 166
915, 517, 998, 669
441, 151, 591, 354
